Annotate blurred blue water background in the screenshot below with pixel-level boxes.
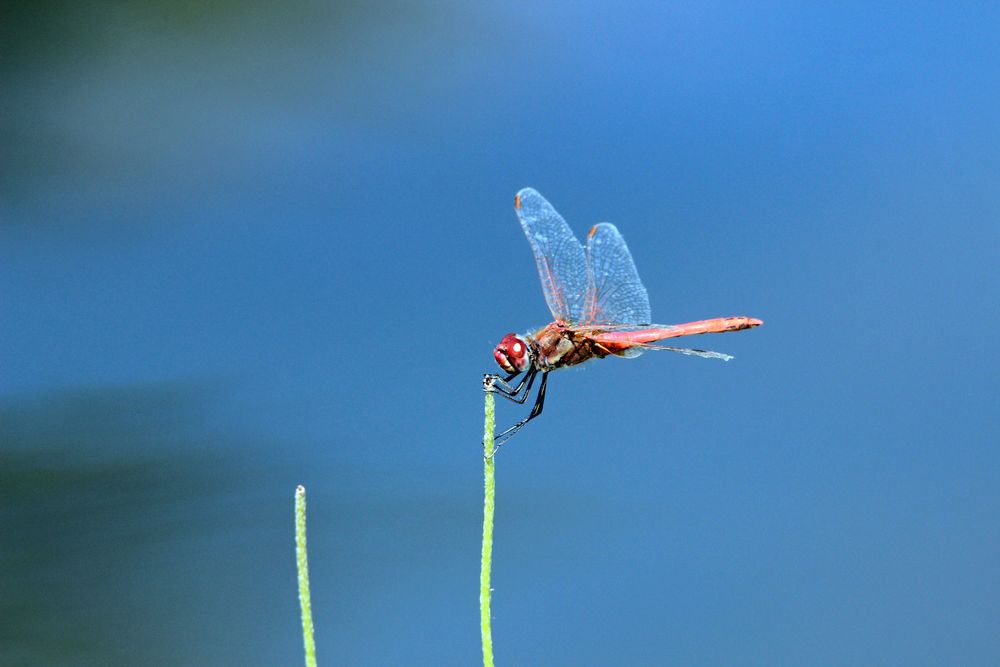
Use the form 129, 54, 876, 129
3, 2, 999, 665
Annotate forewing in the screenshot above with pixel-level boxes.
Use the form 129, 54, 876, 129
515, 188, 589, 322
582, 223, 651, 325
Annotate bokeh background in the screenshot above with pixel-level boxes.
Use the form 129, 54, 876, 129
3, 2, 999, 665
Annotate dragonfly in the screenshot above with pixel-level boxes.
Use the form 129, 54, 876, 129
485, 187, 762, 455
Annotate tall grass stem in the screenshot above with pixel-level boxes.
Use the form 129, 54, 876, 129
481, 391, 496, 667
296, 485, 317, 667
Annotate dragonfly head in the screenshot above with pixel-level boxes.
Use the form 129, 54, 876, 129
494, 333, 532, 374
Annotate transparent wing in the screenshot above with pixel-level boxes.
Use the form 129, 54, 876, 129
582, 223, 651, 325
569, 323, 672, 332
623, 342, 733, 361
515, 188, 589, 322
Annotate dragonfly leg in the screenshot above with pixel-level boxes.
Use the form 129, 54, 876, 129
487, 371, 549, 458
483, 372, 517, 392
484, 369, 537, 405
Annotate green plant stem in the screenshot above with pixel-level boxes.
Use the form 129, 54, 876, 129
296, 485, 317, 667
481, 391, 496, 667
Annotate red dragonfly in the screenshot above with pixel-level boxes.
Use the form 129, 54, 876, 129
485, 187, 762, 453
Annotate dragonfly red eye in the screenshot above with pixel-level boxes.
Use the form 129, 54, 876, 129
494, 333, 530, 373
506, 335, 525, 359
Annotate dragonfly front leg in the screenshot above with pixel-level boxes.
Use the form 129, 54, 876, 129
487, 371, 549, 458
483, 368, 537, 405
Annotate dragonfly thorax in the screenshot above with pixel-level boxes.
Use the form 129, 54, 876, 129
493, 333, 534, 374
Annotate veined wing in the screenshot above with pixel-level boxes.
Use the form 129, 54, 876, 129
582, 223, 651, 326
610, 341, 734, 361
515, 188, 589, 323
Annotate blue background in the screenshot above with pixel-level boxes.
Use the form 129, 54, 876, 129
3, 2, 999, 665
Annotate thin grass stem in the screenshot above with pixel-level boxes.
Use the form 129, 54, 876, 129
296, 485, 317, 667
481, 391, 496, 667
